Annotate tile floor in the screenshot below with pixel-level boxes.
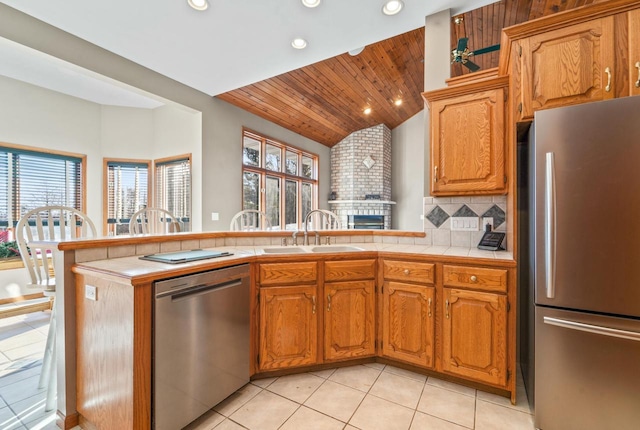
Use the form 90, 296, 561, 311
0, 306, 58, 430
187, 363, 535, 430
0, 306, 535, 430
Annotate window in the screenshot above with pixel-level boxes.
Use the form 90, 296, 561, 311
104, 155, 192, 236
155, 155, 191, 232
0, 144, 85, 240
242, 130, 318, 230
104, 160, 150, 236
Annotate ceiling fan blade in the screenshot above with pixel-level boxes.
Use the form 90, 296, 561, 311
463, 60, 481, 72
472, 44, 501, 56
456, 37, 468, 53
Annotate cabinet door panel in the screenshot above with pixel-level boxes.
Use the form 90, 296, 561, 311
442, 288, 507, 387
525, 17, 614, 115
382, 282, 435, 368
324, 280, 375, 361
431, 88, 506, 194
629, 9, 640, 96
259, 286, 317, 370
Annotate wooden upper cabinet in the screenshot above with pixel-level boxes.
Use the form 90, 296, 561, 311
516, 17, 615, 119
259, 285, 318, 371
382, 281, 435, 368
324, 280, 375, 361
629, 9, 640, 96
423, 75, 508, 196
442, 288, 507, 387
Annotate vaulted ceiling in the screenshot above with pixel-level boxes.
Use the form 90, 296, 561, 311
218, 0, 604, 148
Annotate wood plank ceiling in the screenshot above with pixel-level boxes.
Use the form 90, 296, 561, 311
218, 0, 605, 148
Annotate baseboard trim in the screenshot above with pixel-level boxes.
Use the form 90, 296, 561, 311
56, 411, 79, 429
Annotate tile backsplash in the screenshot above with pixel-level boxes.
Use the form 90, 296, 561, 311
423, 196, 507, 248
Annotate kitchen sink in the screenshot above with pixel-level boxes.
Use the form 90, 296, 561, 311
262, 247, 307, 254
310, 246, 364, 253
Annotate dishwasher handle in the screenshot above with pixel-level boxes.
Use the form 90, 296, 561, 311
156, 279, 243, 301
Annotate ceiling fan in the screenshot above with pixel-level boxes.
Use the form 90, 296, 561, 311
451, 38, 500, 72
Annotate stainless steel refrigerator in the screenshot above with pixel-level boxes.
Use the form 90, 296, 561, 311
519, 95, 640, 430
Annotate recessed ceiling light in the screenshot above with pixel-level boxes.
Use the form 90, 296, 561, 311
394, 99, 403, 106
382, 0, 404, 16
291, 38, 308, 49
187, 0, 209, 11
301, 0, 321, 7
348, 47, 365, 56
363, 107, 372, 115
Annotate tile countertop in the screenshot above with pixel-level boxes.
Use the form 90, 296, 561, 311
73, 243, 514, 283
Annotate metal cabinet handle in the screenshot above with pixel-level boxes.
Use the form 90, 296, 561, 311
327, 294, 331, 311
605, 67, 612, 92
545, 152, 557, 299
470, 275, 477, 282
635, 61, 640, 88
445, 299, 450, 319
433, 166, 438, 183
312, 296, 316, 314
428, 298, 432, 318
544, 316, 640, 342
404, 269, 410, 275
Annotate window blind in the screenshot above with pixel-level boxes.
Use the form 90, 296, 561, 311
155, 157, 191, 231
106, 162, 149, 232
0, 147, 83, 229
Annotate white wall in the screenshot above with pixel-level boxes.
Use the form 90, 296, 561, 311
152, 105, 203, 231
391, 111, 425, 230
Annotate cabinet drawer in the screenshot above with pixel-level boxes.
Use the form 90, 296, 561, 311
383, 260, 434, 284
259, 262, 317, 286
324, 259, 376, 282
443, 265, 507, 293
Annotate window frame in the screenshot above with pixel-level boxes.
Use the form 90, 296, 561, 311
241, 129, 318, 230
0, 141, 87, 238
102, 158, 151, 236
153, 154, 192, 232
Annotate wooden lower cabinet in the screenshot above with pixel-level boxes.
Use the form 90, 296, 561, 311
382, 281, 435, 368
324, 280, 376, 361
442, 288, 507, 387
258, 285, 318, 371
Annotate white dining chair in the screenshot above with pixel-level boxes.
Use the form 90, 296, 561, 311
129, 207, 181, 235
16, 206, 97, 412
229, 210, 272, 231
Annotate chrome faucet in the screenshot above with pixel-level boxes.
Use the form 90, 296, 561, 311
304, 209, 325, 246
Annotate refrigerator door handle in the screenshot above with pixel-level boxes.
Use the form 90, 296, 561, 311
543, 316, 640, 342
545, 152, 557, 299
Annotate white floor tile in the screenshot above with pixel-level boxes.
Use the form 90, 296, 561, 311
280, 406, 344, 430
183, 410, 225, 430
212, 419, 245, 430
309, 368, 336, 379
213, 383, 262, 417
266, 372, 324, 403
475, 400, 535, 430
304, 380, 366, 422
426, 377, 476, 397
250, 376, 277, 388
410, 411, 470, 430
476, 383, 531, 414
3, 342, 46, 362
417, 384, 476, 429
229, 390, 297, 430
1, 375, 45, 405
369, 371, 425, 409
7, 392, 49, 427
0, 405, 25, 430
349, 395, 414, 430
329, 365, 382, 392
383, 365, 427, 383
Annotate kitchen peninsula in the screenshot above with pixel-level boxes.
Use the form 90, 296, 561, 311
47, 230, 515, 430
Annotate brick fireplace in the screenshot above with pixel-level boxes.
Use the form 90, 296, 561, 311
329, 124, 394, 229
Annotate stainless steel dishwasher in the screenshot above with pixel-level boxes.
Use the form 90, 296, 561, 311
153, 264, 250, 430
